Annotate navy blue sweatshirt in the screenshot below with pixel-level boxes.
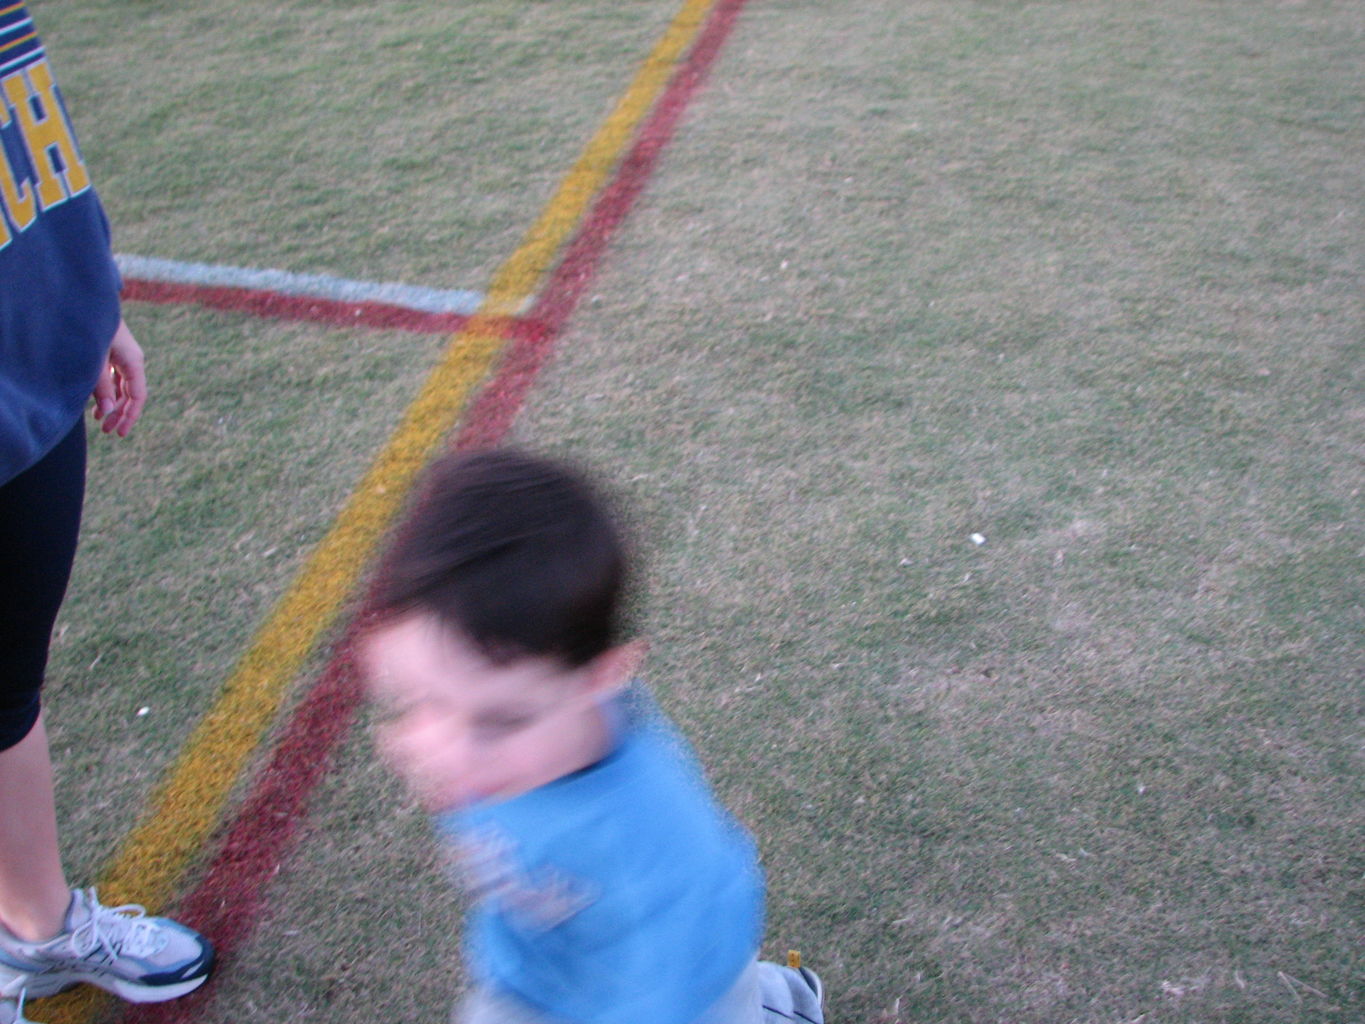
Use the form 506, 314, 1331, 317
1, 2, 121, 484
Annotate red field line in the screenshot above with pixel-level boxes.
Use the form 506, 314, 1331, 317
122, 278, 495, 335
455, 0, 750, 449
118, 3, 751, 1020
528, 0, 747, 335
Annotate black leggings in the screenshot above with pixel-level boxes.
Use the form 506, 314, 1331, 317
0, 420, 86, 751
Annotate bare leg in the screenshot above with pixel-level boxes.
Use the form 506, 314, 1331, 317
0, 714, 70, 942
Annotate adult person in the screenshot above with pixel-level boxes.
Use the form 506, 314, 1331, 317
0, 5, 212, 1022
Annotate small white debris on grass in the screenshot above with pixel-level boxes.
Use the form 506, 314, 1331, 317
136, 707, 150, 717
970, 533, 986, 546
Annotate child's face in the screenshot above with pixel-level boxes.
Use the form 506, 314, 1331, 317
362, 612, 614, 812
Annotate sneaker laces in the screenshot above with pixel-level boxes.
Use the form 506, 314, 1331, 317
64, 889, 168, 962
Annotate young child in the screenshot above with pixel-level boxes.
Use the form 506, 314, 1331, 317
362, 448, 826, 1024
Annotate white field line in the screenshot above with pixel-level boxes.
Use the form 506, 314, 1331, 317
115, 254, 485, 316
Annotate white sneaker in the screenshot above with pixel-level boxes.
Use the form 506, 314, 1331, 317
0, 889, 213, 1003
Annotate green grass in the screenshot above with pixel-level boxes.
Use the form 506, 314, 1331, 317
45, 0, 681, 287
33, 0, 1365, 1021
47, 303, 449, 882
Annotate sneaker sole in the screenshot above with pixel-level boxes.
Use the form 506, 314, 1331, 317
104, 970, 211, 1003
12, 967, 210, 1003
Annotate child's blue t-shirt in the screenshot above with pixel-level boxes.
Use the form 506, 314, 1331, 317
436, 688, 764, 1024
1, 4, 122, 484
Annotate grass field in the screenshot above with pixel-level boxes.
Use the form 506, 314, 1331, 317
31, 1, 1364, 1022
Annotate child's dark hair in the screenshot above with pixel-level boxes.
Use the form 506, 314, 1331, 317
371, 447, 630, 667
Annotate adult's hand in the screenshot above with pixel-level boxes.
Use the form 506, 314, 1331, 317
91, 318, 147, 437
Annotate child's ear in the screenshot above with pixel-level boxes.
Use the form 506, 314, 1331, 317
584, 639, 648, 698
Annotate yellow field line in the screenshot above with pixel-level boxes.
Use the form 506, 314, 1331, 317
483, 0, 713, 313
88, 0, 717, 920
